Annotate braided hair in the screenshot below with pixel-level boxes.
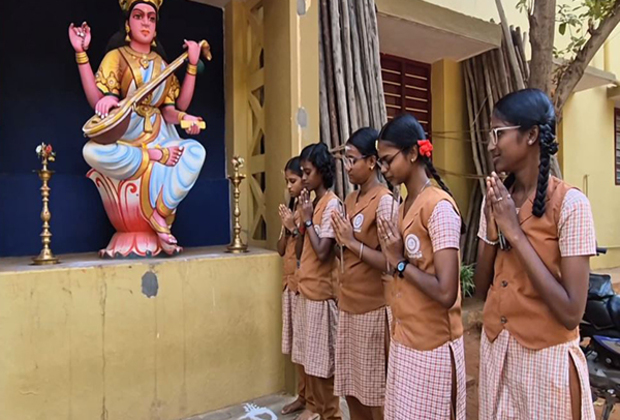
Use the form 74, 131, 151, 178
378, 113, 465, 233
493, 89, 558, 218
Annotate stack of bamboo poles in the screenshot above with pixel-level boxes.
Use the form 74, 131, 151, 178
319, 0, 387, 197
461, 26, 529, 264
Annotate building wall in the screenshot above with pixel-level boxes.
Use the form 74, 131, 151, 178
562, 90, 620, 269
0, 250, 285, 420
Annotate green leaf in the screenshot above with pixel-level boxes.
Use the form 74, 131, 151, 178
559, 22, 567, 35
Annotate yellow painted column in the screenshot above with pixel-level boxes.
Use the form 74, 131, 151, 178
225, 1, 250, 240
430, 59, 475, 216
263, 0, 319, 395
264, 0, 319, 250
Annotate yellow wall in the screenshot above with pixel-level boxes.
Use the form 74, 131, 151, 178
431, 59, 477, 216
562, 91, 620, 269
0, 249, 285, 420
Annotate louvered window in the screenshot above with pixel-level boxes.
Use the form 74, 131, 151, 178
380, 54, 432, 137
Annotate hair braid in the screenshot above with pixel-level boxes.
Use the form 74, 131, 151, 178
423, 157, 467, 234
532, 123, 558, 217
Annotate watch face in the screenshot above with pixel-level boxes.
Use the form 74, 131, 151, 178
397, 261, 406, 272
305, 220, 313, 227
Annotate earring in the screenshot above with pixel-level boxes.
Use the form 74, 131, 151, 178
152, 32, 157, 47
370, 165, 375, 171
125, 22, 131, 43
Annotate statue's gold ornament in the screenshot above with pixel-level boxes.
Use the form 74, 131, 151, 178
119, 0, 163, 13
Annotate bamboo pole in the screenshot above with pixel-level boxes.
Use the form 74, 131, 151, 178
495, 0, 525, 89
348, 0, 370, 127
319, 31, 331, 146
320, 0, 340, 150
365, 0, 387, 125
319, 0, 344, 198
355, 0, 379, 127
329, 0, 351, 146
340, 0, 359, 131
464, 61, 485, 193
515, 26, 530, 82
495, 47, 510, 96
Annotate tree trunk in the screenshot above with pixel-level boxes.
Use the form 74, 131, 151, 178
527, 0, 556, 93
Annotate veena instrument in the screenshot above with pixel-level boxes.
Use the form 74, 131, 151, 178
82, 40, 211, 145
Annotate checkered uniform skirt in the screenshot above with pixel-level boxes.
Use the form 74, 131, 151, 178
385, 337, 466, 420
479, 329, 595, 420
292, 295, 339, 378
335, 306, 390, 406
282, 288, 296, 355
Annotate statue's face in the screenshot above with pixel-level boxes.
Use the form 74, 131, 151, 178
128, 3, 157, 46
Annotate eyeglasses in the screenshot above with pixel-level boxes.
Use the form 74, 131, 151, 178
377, 151, 401, 170
343, 155, 367, 170
488, 126, 521, 147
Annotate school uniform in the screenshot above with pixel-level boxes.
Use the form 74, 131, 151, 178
478, 176, 596, 420
293, 190, 342, 420
385, 187, 466, 420
334, 185, 398, 420
280, 207, 309, 409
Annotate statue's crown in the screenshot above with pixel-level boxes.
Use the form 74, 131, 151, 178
119, 0, 163, 13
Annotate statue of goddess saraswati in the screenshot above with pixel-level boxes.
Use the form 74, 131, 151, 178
68, 0, 208, 257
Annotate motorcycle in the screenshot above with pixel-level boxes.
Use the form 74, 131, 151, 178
580, 247, 620, 420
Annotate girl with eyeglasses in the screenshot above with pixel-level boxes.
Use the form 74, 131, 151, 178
475, 89, 596, 420
376, 114, 466, 420
331, 128, 398, 420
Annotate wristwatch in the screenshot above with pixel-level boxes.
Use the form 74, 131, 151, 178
395, 260, 409, 278
305, 220, 313, 228
292, 228, 300, 238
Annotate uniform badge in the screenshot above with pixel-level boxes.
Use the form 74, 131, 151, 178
353, 214, 364, 233
405, 234, 422, 259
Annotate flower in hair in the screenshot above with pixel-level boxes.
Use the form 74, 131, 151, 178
417, 139, 433, 158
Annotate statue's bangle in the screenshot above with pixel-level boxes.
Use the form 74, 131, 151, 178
186, 63, 198, 76
177, 112, 187, 124
76, 51, 89, 65
159, 147, 170, 165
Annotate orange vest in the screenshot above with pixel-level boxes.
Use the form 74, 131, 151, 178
298, 191, 339, 301
483, 177, 579, 350
391, 187, 463, 351
282, 207, 301, 292
338, 185, 392, 314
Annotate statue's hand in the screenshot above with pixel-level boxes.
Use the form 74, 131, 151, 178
94, 96, 120, 118
182, 114, 203, 136
184, 39, 201, 66
69, 22, 91, 53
